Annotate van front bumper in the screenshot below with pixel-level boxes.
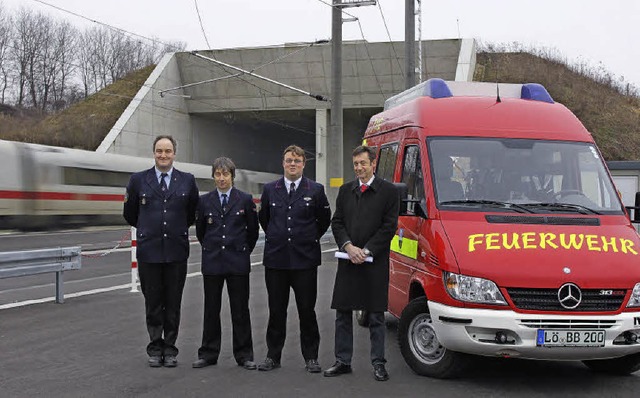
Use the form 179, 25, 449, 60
428, 301, 640, 360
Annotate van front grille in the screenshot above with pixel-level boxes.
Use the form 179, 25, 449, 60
507, 288, 625, 312
519, 319, 618, 329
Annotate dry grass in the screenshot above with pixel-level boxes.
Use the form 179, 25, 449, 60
0, 65, 154, 150
475, 52, 640, 160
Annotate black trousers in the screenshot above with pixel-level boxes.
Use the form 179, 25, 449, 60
334, 310, 386, 366
264, 267, 319, 362
198, 274, 253, 364
138, 261, 188, 357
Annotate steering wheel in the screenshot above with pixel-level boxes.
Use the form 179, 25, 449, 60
552, 190, 587, 200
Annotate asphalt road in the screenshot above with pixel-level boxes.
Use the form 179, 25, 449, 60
1, 228, 639, 397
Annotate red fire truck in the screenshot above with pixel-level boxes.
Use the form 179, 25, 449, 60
361, 78, 640, 378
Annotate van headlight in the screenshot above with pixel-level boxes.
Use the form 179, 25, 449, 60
444, 272, 507, 305
627, 283, 640, 307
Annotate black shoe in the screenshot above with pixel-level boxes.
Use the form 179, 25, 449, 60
373, 363, 389, 381
305, 359, 322, 373
257, 357, 280, 371
323, 361, 352, 377
148, 356, 163, 368
192, 358, 217, 368
163, 355, 178, 368
239, 360, 257, 370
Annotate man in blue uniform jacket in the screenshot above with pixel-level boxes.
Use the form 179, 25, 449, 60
257, 145, 331, 373
123, 135, 199, 368
192, 157, 259, 370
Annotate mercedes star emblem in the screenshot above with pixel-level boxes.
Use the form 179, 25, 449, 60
558, 283, 582, 309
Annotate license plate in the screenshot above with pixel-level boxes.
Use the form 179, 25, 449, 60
536, 329, 605, 347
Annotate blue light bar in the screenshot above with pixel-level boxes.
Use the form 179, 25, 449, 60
383, 78, 452, 110
521, 83, 554, 103
424, 78, 453, 99
383, 79, 555, 110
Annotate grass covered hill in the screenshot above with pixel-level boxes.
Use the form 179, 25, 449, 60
0, 65, 154, 150
474, 52, 640, 160
1, 50, 639, 160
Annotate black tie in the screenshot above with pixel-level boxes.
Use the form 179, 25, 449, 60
289, 182, 296, 198
160, 173, 168, 192
221, 193, 228, 211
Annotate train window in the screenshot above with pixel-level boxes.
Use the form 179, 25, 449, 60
63, 167, 131, 187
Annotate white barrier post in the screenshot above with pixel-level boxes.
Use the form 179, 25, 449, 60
130, 226, 138, 292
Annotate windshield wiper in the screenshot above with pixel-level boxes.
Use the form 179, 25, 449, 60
520, 202, 601, 215
439, 200, 535, 213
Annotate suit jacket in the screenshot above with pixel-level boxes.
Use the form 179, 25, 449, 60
195, 187, 259, 275
123, 167, 199, 263
330, 176, 399, 312
258, 176, 331, 269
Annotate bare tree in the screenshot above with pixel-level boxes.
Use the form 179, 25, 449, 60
0, 3, 12, 103
49, 21, 78, 109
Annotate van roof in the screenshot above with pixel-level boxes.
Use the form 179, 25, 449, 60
383, 79, 554, 110
365, 79, 590, 141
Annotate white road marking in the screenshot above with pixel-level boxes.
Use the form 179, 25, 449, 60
0, 245, 338, 310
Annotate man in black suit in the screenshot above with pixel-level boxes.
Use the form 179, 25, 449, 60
192, 157, 259, 370
257, 145, 331, 373
324, 145, 399, 381
123, 135, 199, 368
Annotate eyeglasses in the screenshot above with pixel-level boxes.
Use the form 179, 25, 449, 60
284, 159, 303, 164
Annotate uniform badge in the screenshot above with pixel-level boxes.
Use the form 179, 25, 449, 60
238, 209, 245, 215
141, 197, 146, 205
207, 216, 213, 224
304, 197, 312, 201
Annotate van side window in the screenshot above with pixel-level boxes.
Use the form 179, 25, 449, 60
376, 144, 398, 181
401, 145, 425, 201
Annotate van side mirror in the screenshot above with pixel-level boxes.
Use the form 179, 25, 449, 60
627, 192, 640, 224
393, 182, 428, 219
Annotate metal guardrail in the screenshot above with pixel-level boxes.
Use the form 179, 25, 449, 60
0, 246, 82, 304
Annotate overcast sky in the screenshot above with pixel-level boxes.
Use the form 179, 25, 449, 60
3, 0, 639, 88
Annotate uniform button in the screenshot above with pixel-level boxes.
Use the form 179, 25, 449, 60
223, 224, 226, 228
164, 210, 167, 213
288, 228, 291, 231
222, 246, 225, 250
164, 199, 167, 203
288, 217, 291, 220
288, 238, 291, 242
288, 206, 291, 209
163, 234, 167, 237
163, 222, 167, 225
222, 235, 226, 239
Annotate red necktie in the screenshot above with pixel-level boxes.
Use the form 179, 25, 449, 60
360, 184, 368, 193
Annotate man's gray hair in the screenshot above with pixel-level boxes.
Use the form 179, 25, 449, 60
212, 157, 236, 179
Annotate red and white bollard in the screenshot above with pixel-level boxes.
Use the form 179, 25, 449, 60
130, 226, 138, 292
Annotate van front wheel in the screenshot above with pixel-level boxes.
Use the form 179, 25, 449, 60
582, 353, 640, 375
398, 297, 469, 379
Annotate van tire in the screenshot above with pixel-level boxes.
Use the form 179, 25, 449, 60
355, 310, 370, 327
582, 353, 640, 375
398, 297, 469, 379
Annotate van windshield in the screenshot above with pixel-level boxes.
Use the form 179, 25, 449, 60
427, 138, 624, 214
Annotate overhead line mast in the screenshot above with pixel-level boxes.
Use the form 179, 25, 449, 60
329, 0, 377, 204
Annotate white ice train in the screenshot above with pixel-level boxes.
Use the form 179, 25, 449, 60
0, 139, 279, 230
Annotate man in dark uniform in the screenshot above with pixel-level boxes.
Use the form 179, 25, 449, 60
324, 145, 399, 381
257, 145, 331, 373
123, 135, 199, 368
192, 157, 259, 370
